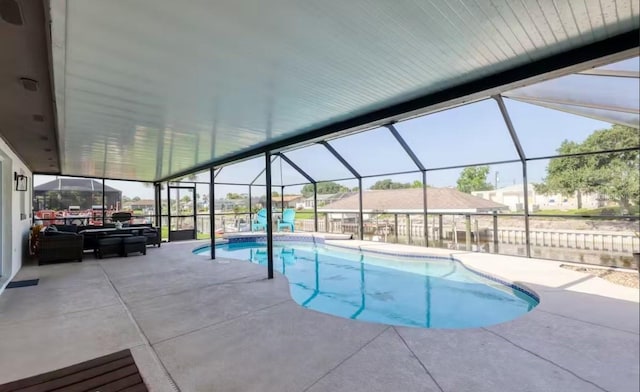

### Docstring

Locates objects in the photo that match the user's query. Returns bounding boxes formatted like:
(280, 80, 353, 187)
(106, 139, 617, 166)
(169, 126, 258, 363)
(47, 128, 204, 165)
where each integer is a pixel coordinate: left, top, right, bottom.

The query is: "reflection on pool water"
(194, 242, 538, 329)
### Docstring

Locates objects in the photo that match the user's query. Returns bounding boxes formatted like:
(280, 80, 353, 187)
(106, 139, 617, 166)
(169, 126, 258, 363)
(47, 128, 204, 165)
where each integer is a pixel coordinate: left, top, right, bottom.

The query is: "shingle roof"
(319, 188, 508, 212)
(306, 192, 354, 201)
(34, 178, 121, 193)
(281, 195, 303, 202)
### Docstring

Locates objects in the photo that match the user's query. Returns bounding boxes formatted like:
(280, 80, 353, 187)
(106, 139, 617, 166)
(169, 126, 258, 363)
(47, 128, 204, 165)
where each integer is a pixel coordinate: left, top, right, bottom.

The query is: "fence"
(294, 212, 639, 268)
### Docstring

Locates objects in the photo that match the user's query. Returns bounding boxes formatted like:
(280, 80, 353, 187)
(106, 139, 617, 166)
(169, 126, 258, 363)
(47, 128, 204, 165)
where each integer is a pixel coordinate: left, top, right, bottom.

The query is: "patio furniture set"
(35, 215, 160, 264)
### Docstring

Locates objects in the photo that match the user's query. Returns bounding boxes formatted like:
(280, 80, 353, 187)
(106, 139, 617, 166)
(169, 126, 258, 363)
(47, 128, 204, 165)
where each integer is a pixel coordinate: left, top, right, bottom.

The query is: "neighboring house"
(304, 192, 354, 209)
(319, 188, 507, 219)
(274, 195, 304, 209)
(33, 178, 122, 211)
(472, 184, 533, 212)
(472, 184, 606, 212)
(214, 198, 247, 212)
(123, 199, 155, 212)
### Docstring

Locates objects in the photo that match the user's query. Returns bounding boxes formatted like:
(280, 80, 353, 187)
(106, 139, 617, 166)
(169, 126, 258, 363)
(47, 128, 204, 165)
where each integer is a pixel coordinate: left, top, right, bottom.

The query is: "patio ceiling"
(14, 1, 640, 181)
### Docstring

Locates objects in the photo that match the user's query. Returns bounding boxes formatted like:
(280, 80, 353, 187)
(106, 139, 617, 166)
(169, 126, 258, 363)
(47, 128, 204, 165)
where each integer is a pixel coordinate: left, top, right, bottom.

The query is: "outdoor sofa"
(37, 227, 83, 264)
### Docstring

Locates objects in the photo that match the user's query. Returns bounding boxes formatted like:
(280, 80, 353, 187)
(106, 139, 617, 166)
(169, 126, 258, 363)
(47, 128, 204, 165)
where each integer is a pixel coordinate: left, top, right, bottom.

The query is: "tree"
(132, 196, 141, 202)
(301, 182, 349, 197)
(370, 179, 412, 190)
(456, 166, 494, 193)
(226, 193, 243, 199)
(537, 125, 639, 211)
(411, 180, 424, 188)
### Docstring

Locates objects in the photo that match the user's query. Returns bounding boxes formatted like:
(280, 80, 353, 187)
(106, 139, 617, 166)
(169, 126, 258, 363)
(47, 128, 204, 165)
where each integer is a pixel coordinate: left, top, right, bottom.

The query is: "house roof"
(306, 192, 354, 201)
(34, 178, 121, 193)
(319, 188, 508, 213)
(281, 195, 303, 202)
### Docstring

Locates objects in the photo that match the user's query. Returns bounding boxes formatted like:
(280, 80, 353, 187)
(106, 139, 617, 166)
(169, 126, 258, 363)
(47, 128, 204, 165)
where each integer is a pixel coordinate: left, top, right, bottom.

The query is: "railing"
(159, 212, 251, 240)
(34, 214, 155, 227)
(293, 211, 639, 268)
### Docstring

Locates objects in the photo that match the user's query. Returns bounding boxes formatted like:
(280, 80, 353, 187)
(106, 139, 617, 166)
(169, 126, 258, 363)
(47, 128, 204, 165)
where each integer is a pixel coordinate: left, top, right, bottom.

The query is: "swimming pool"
(194, 241, 538, 329)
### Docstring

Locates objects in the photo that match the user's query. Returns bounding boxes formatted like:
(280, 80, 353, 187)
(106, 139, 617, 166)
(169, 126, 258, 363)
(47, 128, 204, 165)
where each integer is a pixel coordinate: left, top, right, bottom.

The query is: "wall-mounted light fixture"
(14, 172, 27, 191)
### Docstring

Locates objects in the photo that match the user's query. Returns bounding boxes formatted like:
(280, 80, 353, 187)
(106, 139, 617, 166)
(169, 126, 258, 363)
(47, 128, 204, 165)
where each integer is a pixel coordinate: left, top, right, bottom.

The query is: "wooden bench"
(0, 349, 148, 391)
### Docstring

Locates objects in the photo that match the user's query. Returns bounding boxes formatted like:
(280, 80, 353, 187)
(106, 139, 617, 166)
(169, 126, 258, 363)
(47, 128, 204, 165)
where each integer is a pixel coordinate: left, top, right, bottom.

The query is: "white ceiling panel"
(49, 0, 640, 181)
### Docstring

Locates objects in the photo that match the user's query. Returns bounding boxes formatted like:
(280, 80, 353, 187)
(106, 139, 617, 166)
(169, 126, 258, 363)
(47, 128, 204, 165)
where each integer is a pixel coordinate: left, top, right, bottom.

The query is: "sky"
(34, 57, 636, 201)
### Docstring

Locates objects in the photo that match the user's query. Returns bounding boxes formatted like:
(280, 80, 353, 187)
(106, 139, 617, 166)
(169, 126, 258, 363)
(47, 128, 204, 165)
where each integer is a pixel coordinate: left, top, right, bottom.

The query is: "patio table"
(78, 227, 147, 254)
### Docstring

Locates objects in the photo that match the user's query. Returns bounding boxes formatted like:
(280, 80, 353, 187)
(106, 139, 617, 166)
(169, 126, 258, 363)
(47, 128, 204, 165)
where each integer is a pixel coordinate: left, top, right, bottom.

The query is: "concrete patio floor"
(0, 240, 638, 392)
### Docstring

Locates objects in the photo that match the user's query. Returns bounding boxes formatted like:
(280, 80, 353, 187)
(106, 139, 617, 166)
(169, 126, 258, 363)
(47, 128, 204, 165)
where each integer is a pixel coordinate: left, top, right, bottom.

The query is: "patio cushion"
(52, 224, 78, 233)
(45, 230, 77, 237)
(98, 237, 122, 246)
(123, 236, 147, 244)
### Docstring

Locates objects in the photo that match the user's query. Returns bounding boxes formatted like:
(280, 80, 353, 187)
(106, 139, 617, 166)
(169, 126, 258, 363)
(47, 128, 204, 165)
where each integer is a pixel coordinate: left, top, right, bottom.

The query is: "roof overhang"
(0, 0, 60, 173)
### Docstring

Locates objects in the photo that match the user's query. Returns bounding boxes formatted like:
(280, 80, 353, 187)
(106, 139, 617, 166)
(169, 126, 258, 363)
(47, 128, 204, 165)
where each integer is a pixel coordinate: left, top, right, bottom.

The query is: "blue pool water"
(194, 242, 538, 329)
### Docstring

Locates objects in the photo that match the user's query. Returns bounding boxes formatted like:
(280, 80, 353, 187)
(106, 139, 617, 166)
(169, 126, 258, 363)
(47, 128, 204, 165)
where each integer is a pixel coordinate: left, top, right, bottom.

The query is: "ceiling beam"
(578, 69, 639, 78)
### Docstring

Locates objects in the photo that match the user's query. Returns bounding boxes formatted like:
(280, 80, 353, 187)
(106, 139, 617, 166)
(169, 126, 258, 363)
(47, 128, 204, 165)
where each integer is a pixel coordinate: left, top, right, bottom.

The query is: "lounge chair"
(277, 208, 296, 232)
(252, 208, 267, 231)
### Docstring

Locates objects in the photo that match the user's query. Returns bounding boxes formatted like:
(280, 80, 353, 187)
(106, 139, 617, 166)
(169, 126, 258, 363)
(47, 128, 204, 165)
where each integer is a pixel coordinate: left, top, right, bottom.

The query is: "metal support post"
(422, 171, 428, 247)
(394, 214, 399, 243)
(358, 178, 364, 240)
(494, 95, 531, 258)
(438, 214, 443, 247)
(522, 162, 532, 257)
(465, 214, 472, 251)
(265, 152, 274, 279)
(248, 185, 252, 231)
(313, 182, 318, 232)
(101, 180, 106, 224)
(166, 183, 171, 242)
(154, 183, 162, 247)
(280, 186, 284, 215)
(210, 168, 216, 259)
(493, 211, 499, 253)
(474, 218, 479, 251)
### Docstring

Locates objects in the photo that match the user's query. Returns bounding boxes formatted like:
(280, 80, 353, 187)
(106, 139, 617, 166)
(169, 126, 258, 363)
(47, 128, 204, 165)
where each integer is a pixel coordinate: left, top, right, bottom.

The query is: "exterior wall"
(532, 192, 603, 211)
(0, 137, 33, 294)
(473, 185, 605, 212)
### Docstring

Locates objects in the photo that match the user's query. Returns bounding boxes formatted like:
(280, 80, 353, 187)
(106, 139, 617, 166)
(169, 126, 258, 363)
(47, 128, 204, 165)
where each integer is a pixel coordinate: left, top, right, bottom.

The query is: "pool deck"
(0, 238, 638, 392)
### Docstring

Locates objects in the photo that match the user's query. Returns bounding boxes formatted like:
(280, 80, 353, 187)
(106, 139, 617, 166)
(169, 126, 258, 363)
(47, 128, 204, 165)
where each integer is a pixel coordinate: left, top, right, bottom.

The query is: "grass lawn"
(532, 206, 639, 216)
(294, 210, 325, 219)
(197, 232, 211, 240)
